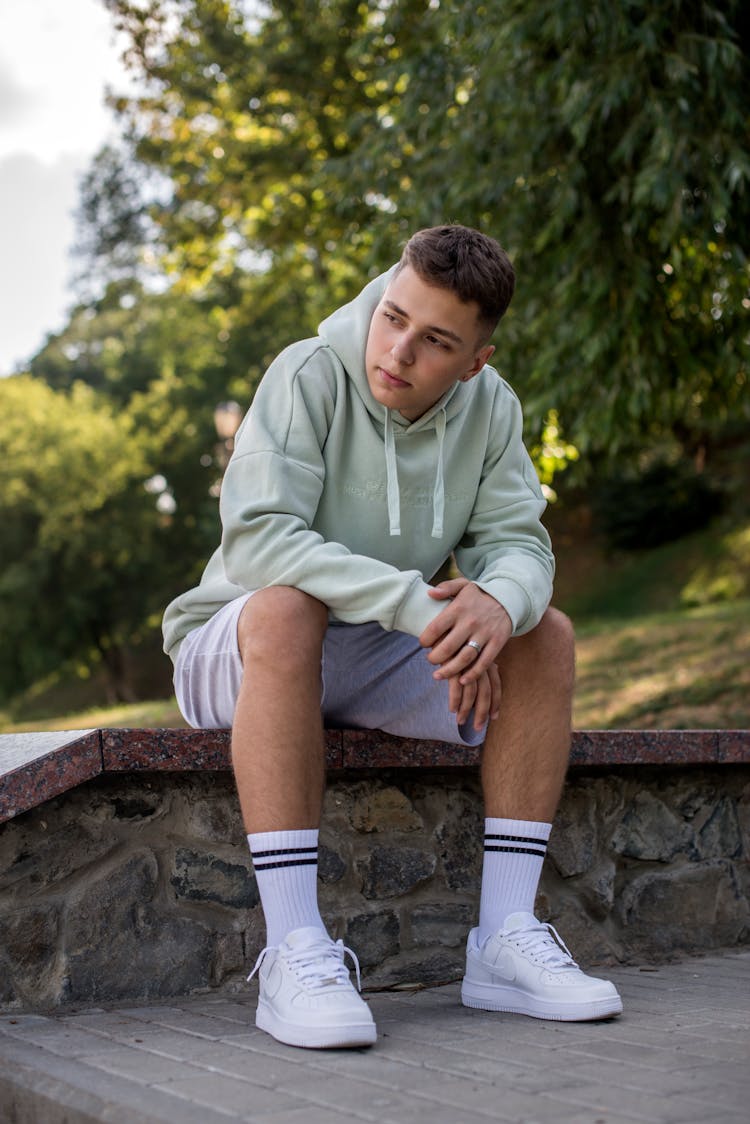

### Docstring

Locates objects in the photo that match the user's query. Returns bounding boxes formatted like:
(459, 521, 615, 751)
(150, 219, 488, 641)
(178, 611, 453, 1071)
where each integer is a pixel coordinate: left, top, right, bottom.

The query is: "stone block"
(171, 848, 259, 909)
(179, 782, 244, 843)
(616, 858, 750, 953)
(435, 789, 482, 892)
(542, 894, 623, 967)
(548, 786, 598, 877)
(351, 785, 423, 833)
(409, 903, 475, 949)
(698, 797, 744, 859)
(345, 909, 400, 969)
(318, 842, 347, 884)
(678, 780, 720, 822)
(0, 905, 60, 1007)
(211, 930, 247, 983)
(381, 950, 464, 987)
(611, 790, 697, 862)
(579, 858, 617, 920)
(0, 812, 117, 893)
(358, 844, 436, 899)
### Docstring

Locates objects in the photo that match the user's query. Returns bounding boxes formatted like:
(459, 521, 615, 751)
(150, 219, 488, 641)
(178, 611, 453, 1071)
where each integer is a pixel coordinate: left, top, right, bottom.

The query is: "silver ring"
(465, 639, 483, 656)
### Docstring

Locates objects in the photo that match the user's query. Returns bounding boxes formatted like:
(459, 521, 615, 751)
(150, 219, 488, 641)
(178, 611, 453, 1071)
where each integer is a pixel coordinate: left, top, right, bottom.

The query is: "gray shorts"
(174, 593, 485, 746)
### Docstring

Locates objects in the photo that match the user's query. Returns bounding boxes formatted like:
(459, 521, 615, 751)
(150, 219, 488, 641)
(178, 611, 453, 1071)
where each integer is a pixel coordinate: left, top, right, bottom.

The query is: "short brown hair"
(397, 224, 515, 338)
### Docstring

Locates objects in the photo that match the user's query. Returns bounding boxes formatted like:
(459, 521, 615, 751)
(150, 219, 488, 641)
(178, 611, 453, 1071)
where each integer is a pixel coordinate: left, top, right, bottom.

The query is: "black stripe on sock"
(484, 845, 547, 856)
(484, 833, 548, 846)
(252, 858, 319, 871)
(251, 847, 319, 859)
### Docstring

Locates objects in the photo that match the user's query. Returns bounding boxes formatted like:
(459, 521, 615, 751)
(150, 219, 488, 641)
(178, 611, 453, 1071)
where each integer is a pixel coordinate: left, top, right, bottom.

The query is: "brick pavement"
(1, 950, 748, 1124)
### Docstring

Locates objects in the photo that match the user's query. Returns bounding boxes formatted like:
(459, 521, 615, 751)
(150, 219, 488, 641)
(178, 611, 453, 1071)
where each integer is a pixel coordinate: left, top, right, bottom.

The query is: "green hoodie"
(162, 267, 554, 663)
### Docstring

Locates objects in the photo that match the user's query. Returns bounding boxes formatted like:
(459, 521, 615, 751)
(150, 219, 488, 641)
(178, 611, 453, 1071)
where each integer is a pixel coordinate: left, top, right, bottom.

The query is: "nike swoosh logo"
(488, 951, 517, 982)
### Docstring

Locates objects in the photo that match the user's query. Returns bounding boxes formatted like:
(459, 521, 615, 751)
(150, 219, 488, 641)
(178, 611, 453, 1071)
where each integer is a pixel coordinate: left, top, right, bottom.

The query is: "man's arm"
(418, 385, 555, 727)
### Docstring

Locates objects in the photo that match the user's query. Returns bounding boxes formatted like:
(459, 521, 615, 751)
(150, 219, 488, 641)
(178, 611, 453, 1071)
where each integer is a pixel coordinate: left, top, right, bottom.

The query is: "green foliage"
(529, 410, 579, 499)
(680, 524, 750, 606)
(0, 374, 213, 702)
(592, 458, 722, 549)
(556, 511, 750, 621)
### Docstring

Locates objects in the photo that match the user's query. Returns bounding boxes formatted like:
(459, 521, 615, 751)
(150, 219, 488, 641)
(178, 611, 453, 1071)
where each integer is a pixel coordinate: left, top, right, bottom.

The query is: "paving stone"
(1, 1024, 128, 1058)
(250, 1108, 370, 1124)
(80, 1046, 203, 1085)
(153, 1072, 303, 1116)
(192, 1043, 309, 1085)
(190, 998, 255, 1023)
(279, 1069, 447, 1118)
(87, 1026, 240, 1062)
(537, 1082, 737, 1123)
(123, 1009, 251, 1039)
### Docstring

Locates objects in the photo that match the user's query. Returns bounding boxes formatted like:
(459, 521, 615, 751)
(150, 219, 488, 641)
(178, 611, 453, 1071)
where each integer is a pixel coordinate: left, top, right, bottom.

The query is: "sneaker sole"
(256, 1003, 377, 1049)
(461, 980, 623, 1022)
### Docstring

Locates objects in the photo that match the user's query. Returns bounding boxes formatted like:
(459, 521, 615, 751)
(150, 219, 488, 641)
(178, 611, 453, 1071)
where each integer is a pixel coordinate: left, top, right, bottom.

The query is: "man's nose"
(391, 334, 415, 364)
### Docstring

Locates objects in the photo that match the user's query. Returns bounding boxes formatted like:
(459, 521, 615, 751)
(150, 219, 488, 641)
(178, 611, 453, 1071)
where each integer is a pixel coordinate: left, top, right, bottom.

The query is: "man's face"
(364, 265, 495, 422)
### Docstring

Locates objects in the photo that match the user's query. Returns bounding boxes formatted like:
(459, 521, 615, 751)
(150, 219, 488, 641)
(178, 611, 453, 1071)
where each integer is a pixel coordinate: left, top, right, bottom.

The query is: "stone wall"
(1, 765, 748, 1011)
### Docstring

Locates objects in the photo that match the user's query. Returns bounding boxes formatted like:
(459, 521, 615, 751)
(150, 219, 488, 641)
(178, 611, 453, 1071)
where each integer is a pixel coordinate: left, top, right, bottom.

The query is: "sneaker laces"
(502, 918, 579, 971)
(248, 934, 363, 992)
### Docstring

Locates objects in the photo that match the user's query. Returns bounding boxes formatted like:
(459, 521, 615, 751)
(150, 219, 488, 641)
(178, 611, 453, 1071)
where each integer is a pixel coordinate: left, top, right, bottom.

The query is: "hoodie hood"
(318, 266, 469, 538)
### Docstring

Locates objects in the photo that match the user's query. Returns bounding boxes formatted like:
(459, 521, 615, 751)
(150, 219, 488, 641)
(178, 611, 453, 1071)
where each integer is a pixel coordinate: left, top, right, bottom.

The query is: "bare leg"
(481, 608, 575, 821)
(232, 586, 329, 833)
(232, 588, 378, 1048)
(465, 609, 622, 1020)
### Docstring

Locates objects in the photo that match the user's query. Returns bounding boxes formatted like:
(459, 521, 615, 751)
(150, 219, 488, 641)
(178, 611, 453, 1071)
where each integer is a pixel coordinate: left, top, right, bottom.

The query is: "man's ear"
(459, 344, 495, 382)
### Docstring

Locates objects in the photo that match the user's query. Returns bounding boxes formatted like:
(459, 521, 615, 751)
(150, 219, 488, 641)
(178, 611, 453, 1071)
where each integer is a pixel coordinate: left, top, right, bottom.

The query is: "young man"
(163, 225, 622, 1050)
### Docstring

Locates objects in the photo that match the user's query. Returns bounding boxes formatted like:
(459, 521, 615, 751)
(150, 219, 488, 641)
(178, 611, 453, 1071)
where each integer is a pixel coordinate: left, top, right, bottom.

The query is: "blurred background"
(1, 0, 748, 733)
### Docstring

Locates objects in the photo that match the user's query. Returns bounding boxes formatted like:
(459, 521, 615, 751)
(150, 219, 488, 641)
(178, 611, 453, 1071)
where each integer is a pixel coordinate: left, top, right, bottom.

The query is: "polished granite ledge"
(1, 726, 749, 825)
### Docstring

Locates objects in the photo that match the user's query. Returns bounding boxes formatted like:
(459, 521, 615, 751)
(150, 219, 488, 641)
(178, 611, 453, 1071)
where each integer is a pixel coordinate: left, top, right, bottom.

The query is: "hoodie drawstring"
(383, 406, 446, 540)
(431, 409, 446, 539)
(384, 407, 401, 536)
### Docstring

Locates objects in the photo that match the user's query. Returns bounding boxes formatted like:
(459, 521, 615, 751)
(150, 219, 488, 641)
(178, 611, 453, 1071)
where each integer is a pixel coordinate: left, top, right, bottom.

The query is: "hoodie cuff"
(393, 581, 445, 638)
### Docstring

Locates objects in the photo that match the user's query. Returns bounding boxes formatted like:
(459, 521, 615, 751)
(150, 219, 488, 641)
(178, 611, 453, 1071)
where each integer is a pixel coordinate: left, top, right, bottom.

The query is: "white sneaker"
(461, 912, 623, 1022)
(248, 926, 377, 1048)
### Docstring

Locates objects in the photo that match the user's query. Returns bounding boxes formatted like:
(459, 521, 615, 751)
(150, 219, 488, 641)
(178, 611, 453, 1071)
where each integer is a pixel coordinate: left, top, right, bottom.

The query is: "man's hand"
(419, 578, 513, 730)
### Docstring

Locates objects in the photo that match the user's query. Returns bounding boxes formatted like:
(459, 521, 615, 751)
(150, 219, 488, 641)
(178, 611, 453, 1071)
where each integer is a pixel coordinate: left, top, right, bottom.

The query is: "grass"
(0, 697, 187, 734)
(1, 598, 748, 733)
(572, 599, 750, 729)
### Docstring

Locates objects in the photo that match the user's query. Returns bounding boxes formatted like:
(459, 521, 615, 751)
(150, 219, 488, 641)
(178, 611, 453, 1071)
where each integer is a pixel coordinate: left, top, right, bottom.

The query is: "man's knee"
(502, 607, 575, 686)
(536, 606, 575, 649)
(529, 607, 575, 684)
(237, 587, 328, 672)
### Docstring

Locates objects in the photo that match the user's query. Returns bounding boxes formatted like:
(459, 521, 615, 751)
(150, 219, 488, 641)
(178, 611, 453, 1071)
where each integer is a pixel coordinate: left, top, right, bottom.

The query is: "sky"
(0, 0, 133, 375)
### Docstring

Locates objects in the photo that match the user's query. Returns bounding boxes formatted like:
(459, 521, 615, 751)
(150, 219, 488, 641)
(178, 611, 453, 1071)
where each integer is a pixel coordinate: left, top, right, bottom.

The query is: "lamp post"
(214, 400, 243, 447)
(210, 400, 244, 496)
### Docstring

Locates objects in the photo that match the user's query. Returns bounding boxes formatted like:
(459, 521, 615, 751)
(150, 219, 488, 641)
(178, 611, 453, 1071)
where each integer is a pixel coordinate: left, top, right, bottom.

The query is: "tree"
(0, 375, 202, 702)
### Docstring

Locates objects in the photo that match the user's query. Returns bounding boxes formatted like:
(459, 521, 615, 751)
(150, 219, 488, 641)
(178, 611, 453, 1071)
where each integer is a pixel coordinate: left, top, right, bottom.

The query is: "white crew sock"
(478, 817, 552, 942)
(247, 829, 325, 946)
